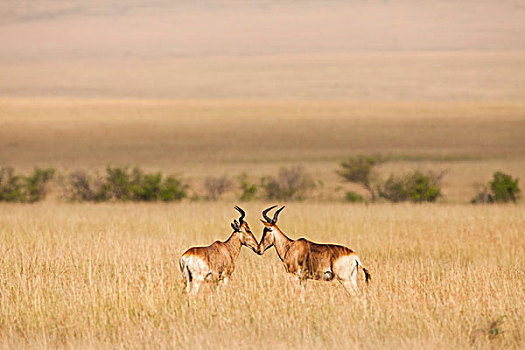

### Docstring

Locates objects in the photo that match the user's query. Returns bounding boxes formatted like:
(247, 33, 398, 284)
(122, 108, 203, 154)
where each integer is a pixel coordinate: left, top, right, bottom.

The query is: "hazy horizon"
(1, 0, 524, 100)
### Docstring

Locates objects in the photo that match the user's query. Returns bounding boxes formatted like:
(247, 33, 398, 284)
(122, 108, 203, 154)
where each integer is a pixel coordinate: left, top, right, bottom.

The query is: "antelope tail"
(363, 267, 371, 284)
(180, 256, 192, 283)
(355, 257, 371, 284)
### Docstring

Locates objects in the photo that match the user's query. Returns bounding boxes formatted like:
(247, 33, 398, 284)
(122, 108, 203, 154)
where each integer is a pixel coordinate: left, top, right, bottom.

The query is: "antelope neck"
(272, 226, 292, 262)
(224, 231, 243, 259)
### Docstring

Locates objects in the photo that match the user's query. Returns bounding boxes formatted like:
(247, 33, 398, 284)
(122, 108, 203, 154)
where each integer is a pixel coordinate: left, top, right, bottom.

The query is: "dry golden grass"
(0, 202, 523, 349)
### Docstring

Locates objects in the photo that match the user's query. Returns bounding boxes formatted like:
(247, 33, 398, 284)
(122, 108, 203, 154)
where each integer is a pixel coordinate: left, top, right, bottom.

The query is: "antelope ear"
(231, 223, 236, 230)
(259, 219, 271, 226)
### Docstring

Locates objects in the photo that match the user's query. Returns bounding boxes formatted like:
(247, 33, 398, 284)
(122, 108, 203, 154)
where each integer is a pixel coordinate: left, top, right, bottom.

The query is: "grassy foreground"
(0, 202, 523, 349)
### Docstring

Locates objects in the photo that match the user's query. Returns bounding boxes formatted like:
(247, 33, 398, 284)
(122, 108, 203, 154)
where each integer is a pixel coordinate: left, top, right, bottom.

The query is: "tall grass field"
(0, 202, 523, 348)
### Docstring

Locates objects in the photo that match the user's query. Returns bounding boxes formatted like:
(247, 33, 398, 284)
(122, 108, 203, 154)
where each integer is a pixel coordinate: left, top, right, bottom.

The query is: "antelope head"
(256, 205, 285, 255)
(232, 206, 259, 253)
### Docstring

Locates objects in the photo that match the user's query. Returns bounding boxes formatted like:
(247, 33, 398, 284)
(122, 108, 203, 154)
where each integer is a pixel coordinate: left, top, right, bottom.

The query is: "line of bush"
(0, 162, 520, 204)
(337, 155, 520, 204)
(337, 156, 446, 203)
(0, 167, 55, 202)
(199, 166, 315, 202)
(63, 167, 188, 202)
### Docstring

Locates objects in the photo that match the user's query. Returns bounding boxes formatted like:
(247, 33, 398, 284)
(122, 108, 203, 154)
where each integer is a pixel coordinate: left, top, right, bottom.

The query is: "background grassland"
(0, 203, 523, 349)
(2, 1, 525, 101)
(1, 99, 525, 203)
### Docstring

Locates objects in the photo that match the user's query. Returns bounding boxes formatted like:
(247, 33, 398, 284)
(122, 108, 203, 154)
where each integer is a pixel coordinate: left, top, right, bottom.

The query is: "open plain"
(1, 0, 525, 349)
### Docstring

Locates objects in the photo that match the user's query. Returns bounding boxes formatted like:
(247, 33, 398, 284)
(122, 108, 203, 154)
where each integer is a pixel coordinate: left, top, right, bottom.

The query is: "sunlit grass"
(0, 202, 523, 349)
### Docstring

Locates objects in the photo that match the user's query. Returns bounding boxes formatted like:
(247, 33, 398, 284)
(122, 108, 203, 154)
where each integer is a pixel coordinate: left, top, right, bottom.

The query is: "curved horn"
(234, 206, 245, 224)
(262, 205, 278, 223)
(272, 206, 285, 224)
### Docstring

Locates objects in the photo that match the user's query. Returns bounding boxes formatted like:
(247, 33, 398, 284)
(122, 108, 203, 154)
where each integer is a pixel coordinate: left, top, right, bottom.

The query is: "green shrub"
(101, 167, 132, 200)
(472, 171, 520, 203)
(491, 171, 520, 202)
(378, 174, 409, 202)
(345, 191, 364, 203)
(129, 168, 162, 201)
(65, 167, 188, 202)
(261, 166, 315, 201)
(0, 167, 24, 202)
(406, 171, 442, 202)
(337, 156, 382, 201)
(379, 171, 443, 203)
(159, 176, 188, 201)
(25, 168, 55, 202)
(238, 173, 257, 201)
(0, 167, 55, 202)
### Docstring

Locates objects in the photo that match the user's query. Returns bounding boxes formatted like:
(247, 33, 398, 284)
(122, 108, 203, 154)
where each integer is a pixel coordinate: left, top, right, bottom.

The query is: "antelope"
(179, 206, 258, 294)
(256, 205, 371, 297)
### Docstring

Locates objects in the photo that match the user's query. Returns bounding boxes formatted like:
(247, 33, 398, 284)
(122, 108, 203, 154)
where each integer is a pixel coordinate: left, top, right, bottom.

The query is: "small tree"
(204, 175, 233, 200)
(261, 166, 315, 201)
(65, 171, 103, 202)
(337, 156, 382, 201)
(378, 174, 408, 202)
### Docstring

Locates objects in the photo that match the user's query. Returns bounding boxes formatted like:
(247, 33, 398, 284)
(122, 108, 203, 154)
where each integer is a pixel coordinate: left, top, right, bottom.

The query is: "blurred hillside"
(1, 0, 524, 100)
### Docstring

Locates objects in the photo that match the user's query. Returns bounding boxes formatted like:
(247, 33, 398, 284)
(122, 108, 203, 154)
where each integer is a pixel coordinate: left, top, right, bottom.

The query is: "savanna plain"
(1, 0, 525, 349)
(1, 100, 524, 349)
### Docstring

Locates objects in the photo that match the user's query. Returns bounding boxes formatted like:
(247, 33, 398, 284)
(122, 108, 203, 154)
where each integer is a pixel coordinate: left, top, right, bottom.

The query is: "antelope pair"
(179, 206, 370, 297)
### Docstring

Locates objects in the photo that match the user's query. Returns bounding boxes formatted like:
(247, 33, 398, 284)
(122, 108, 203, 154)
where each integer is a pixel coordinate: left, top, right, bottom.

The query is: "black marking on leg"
(323, 271, 334, 281)
(363, 268, 371, 284)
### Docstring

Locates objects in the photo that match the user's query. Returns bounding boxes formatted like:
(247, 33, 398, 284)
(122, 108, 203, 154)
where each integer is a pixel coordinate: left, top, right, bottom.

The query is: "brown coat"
(282, 239, 355, 281)
(180, 220, 258, 294)
(257, 207, 370, 295)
